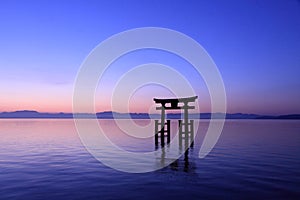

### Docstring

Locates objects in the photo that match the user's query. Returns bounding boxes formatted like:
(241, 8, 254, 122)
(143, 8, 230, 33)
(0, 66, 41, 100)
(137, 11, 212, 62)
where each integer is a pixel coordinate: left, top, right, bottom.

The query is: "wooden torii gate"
(153, 96, 198, 147)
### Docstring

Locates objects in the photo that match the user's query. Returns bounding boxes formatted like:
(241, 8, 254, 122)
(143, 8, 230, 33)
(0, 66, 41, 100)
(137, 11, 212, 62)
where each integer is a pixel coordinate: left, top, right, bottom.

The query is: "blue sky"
(0, 0, 299, 114)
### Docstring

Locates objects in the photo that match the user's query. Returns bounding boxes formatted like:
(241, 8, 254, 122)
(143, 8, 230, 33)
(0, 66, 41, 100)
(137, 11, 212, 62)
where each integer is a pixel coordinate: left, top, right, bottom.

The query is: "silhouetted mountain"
(95, 111, 152, 119)
(0, 110, 73, 118)
(256, 114, 300, 119)
(0, 110, 299, 119)
(165, 113, 259, 119)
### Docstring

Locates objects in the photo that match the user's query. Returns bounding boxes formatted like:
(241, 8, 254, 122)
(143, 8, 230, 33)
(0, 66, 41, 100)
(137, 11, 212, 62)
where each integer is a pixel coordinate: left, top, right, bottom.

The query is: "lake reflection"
(0, 119, 300, 199)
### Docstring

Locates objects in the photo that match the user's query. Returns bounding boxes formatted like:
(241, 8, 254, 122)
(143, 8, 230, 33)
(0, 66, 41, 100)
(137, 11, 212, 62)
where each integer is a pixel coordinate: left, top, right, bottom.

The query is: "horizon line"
(0, 109, 300, 117)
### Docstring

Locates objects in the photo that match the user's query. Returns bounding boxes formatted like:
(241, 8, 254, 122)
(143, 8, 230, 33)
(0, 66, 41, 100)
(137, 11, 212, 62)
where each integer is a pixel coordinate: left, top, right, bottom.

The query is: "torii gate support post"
(167, 120, 171, 143)
(160, 106, 165, 145)
(190, 120, 194, 147)
(155, 120, 159, 145)
(154, 105, 171, 146)
(178, 119, 194, 148)
(183, 102, 189, 147)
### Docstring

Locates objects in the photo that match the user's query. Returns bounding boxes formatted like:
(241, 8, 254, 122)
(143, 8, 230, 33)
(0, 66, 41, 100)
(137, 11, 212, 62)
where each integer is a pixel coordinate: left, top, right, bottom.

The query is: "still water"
(0, 119, 299, 199)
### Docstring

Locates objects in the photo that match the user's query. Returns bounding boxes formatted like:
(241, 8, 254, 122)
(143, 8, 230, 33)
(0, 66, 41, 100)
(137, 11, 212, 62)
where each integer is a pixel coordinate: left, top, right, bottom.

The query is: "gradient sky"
(0, 0, 299, 115)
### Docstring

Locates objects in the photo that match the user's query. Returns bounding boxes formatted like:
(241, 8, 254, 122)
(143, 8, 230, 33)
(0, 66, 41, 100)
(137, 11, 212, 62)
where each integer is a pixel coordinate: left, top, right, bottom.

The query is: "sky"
(0, 0, 299, 115)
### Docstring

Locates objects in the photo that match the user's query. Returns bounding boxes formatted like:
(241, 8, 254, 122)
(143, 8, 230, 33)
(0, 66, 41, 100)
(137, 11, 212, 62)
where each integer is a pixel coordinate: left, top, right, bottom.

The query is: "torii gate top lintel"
(153, 96, 198, 110)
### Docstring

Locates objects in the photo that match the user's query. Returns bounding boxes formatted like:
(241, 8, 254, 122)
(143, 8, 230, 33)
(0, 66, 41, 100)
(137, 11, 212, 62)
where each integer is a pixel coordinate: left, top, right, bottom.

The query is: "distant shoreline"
(0, 110, 299, 120)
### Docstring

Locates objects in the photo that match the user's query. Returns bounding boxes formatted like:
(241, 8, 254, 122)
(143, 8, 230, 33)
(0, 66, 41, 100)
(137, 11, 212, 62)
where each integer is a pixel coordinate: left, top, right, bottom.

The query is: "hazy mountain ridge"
(0, 110, 299, 119)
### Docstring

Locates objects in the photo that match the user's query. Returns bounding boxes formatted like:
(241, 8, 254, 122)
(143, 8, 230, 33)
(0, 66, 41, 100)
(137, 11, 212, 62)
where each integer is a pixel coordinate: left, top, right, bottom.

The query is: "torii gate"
(153, 96, 198, 147)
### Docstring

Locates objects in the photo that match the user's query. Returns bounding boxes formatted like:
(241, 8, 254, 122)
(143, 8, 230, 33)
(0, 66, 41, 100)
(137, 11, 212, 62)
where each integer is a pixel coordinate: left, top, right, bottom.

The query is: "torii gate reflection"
(153, 96, 198, 147)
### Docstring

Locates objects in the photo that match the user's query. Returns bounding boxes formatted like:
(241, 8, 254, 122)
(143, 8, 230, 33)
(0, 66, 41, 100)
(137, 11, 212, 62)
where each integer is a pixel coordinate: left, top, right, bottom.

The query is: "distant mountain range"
(0, 110, 299, 119)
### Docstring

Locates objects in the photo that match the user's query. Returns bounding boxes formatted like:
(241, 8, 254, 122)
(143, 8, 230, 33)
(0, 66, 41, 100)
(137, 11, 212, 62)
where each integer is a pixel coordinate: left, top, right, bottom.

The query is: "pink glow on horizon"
(0, 87, 298, 115)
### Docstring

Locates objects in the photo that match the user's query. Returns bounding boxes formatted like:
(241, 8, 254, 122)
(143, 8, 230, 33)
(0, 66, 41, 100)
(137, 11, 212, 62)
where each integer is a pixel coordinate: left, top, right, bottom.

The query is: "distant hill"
(0, 110, 73, 118)
(0, 110, 299, 119)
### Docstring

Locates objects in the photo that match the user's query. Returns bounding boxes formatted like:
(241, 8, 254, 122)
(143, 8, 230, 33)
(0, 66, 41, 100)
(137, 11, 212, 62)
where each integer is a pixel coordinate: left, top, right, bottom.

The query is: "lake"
(0, 119, 299, 199)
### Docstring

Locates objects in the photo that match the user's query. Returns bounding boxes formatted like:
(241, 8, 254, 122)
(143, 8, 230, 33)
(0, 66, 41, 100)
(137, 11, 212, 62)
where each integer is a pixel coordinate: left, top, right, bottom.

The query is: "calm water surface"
(0, 119, 299, 199)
